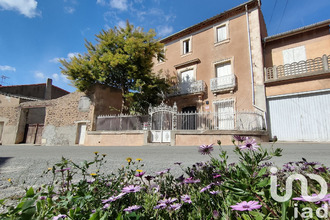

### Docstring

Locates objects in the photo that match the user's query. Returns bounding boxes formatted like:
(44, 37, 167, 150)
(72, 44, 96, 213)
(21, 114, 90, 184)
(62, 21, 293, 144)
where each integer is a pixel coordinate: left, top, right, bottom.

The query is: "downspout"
(246, 4, 267, 130)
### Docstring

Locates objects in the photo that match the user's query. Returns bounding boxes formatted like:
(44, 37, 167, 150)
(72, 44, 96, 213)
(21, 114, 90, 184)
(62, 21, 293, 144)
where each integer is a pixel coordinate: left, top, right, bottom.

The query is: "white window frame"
(213, 99, 235, 130)
(214, 21, 229, 46)
(180, 36, 192, 56)
(177, 65, 197, 83)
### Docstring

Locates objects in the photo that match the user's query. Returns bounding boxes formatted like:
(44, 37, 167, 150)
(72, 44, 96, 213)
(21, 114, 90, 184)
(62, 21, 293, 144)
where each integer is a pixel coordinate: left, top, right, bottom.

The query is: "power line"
(276, 0, 289, 33)
(268, 0, 278, 26)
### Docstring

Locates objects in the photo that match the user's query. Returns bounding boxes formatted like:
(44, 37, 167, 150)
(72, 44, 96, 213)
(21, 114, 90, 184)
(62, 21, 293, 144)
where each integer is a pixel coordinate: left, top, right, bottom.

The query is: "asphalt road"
(0, 142, 329, 200)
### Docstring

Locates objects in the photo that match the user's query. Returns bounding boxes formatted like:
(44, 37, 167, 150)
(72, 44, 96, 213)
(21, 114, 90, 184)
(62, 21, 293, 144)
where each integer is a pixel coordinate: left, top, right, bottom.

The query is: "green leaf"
(256, 178, 269, 187)
(249, 211, 265, 220)
(257, 167, 267, 177)
(89, 211, 100, 220)
(241, 213, 252, 220)
(26, 187, 34, 198)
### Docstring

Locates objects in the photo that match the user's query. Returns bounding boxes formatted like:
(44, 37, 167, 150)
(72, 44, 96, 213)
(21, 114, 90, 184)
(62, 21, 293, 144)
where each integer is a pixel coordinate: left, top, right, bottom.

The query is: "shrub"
(0, 137, 329, 219)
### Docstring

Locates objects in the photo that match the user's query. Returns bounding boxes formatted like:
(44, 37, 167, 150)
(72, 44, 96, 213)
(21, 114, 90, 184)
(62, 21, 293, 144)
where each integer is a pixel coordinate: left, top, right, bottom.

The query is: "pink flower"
(239, 137, 259, 151)
(198, 144, 214, 155)
(123, 205, 141, 213)
(230, 201, 262, 211)
(181, 195, 192, 204)
(184, 177, 201, 184)
(135, 171, 146, 177)
(53, 214, 67, 220)
(121, 185, 141, 193)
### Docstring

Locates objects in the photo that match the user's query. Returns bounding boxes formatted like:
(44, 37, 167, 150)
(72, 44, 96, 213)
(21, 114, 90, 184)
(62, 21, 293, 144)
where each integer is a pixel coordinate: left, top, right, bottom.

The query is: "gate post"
(172, 102, 177, 130)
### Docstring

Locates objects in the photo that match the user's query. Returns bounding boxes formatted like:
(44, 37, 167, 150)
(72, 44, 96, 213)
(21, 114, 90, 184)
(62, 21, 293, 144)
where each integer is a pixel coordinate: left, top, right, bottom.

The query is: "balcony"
(264, 54, 330, 82)
(169, 80, 206, 97)
(210, 74, 236, 94)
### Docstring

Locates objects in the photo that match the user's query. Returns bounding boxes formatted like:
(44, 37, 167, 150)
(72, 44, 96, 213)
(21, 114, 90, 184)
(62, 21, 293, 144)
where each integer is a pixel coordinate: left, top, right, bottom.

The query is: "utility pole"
(0, 75, 9, 85)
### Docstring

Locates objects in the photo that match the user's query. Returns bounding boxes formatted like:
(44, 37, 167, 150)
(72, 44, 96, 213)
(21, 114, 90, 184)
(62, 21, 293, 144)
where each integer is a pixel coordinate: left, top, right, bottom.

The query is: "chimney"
(45, 78, 52, 100)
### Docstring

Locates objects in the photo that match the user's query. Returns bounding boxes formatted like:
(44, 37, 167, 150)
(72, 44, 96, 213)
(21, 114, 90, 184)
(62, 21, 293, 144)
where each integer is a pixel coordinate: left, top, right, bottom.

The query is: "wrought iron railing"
(96, 115, 149, 131)
(176, 111, 265, 131)
(169, 80, 206, 96)
(265, 54, 330, 81)
(210, 74, 236, 93)
(96, 111, 265, 131)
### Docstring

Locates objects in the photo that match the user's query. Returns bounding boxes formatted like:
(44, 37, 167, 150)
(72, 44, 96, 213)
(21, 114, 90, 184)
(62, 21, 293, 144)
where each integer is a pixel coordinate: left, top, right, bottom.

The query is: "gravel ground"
(1, 142, 329, 202)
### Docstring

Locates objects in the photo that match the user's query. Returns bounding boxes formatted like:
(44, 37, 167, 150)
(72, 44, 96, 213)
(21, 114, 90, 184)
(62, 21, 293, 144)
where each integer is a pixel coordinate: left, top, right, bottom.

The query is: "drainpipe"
(246, 5, 267, 131)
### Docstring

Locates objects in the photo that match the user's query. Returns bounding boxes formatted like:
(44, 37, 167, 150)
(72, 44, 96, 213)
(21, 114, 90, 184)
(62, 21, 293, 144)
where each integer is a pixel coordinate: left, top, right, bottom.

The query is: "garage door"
(267, 90, 330, 141)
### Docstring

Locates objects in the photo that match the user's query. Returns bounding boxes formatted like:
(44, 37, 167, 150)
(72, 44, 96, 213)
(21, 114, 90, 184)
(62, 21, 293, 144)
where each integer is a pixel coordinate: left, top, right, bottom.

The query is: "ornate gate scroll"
(148, 102, 177, 143)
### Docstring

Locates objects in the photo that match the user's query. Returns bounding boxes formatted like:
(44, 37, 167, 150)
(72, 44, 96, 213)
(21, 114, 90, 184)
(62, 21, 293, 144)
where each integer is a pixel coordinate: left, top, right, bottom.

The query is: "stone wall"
(0, 95, 21, 144)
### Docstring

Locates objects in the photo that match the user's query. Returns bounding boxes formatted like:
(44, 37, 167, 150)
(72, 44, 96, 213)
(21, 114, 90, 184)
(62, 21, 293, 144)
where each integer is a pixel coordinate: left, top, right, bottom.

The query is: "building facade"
(263, 20, 330, 142)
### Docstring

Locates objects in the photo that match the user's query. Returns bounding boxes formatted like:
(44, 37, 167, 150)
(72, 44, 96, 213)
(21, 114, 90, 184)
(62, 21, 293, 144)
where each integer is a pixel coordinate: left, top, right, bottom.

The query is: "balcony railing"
(210, 74, 236, 93)
(169, 80, 206, 96)
(264, 54, 330, 82)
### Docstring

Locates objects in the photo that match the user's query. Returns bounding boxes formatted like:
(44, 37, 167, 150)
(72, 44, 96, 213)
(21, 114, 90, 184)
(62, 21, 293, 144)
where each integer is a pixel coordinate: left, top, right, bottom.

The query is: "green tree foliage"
(60, 21, 170, 114)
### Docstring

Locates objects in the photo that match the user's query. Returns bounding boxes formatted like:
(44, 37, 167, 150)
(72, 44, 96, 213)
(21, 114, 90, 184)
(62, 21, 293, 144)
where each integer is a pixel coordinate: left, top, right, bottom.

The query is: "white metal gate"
(267, 90, 330, 142)
(149, 102, 177, 143)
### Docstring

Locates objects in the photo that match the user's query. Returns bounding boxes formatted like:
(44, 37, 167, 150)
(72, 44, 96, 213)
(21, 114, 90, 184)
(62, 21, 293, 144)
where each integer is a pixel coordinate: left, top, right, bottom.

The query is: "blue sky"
(0, 0, 329, 92)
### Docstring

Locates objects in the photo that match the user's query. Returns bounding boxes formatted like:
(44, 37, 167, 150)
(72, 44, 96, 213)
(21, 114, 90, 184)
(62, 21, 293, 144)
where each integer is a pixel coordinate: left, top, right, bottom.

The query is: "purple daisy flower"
(181, 195, 192, 204)
(230, 201, 262, 211)
(239, 137, 259, 151)
(121, 185, 141, 193)
(157, 168, 171, 175)
(123, 205, 141, 213)
(198, 144, 214, 155)
(200, 183, 213, 192)
(135, 171, 146, 177)
(210, 190, 220, 195)
(233, 135, 246, 142)
(184, 177, 201, 184)
(159, 198, 177, 205)
(153, 203, 167, 210)
(103, 203, 110, 209)
(53, 214, 67, 220)
(168, 203, 182, 211)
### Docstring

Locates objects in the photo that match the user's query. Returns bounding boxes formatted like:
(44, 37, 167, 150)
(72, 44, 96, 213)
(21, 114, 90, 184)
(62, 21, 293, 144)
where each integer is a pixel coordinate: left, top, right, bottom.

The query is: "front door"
(182, 106, 196, 130)
(25, 124, 44, 145)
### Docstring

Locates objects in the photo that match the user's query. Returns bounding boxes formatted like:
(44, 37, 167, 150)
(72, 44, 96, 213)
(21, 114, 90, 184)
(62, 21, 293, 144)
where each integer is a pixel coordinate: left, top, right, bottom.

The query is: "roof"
(160, 0, 260, 43)
(264, 19, 330, 43)
(0, 91, 42, 101)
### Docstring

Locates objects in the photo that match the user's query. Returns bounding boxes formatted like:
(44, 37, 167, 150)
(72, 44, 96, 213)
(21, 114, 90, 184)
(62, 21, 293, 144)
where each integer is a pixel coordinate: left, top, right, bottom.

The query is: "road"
(0, 142, 329, 199)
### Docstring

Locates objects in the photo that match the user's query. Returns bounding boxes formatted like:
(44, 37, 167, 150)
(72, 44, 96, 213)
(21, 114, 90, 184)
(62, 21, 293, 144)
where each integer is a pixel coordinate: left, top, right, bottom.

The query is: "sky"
(0, 0, 329, 92)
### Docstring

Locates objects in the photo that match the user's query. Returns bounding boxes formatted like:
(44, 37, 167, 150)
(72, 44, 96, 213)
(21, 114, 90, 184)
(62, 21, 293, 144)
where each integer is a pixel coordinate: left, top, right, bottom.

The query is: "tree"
(60, 21, 170, 114)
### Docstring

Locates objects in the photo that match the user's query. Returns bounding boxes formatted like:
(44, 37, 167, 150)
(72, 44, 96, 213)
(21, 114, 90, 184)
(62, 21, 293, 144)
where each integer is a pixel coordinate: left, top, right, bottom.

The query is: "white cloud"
(0, 0, 39, 18)
(117, 20, 126, 29)
(52, 73, 60, 81)
(64, 6, 75, 14)
(0, 65, 16, 72)
(110, 0, 127, 11)
(96, 0, 106, 5)
(157, 25, 173, 37)
(34, 71, 45, 80)
(49, 52, 80, 63)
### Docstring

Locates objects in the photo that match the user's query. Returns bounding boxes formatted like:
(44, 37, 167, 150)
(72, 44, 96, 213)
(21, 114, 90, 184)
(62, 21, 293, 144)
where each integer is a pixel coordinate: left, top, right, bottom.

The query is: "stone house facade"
(0, 80, 122, 145)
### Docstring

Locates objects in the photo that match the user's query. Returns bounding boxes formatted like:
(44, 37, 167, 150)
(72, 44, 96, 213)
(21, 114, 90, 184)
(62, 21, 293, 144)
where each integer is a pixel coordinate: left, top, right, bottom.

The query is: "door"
(182, 106, 196, 130)
(216, 100, 234, 130)
(25, 124, 44, 144)
(0, 122, 4, 143)
(151, 111, 172, 143)
(180, 69, 194, 94)
(77, 123, 87, 145)
(267, 91, 330, 141)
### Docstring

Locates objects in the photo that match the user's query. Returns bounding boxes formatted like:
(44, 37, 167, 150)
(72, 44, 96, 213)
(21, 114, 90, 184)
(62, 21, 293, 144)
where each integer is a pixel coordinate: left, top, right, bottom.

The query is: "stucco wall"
(153, 7, 265, 113)
(264, 25, 330, 97)
(85, 131, 145, 146)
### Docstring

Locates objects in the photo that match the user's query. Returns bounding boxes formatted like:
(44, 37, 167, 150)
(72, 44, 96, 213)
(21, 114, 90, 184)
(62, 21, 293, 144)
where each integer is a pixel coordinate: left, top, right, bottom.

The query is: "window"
(157, 46, 166, 63)
(214, 99, 235, 130)
(215, 61, 232, 78)
(216, 25, 227, 42)
(214, 22, 229, 44)
(181, 69, 194, 82)
(181, 37, 192, 55)
(282, 46, 306, 64)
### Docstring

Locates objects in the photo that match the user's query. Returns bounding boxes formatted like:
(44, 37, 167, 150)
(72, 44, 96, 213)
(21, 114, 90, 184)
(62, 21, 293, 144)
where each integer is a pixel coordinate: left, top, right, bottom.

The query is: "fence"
(96, 111, 265, 131)
(96, 115, 149, 131)
(265, 54, 330, 81)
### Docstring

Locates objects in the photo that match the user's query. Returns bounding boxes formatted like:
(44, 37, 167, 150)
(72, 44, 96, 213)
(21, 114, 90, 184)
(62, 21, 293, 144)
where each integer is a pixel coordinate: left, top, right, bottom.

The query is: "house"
(263, 20, 330, 142)
(151, 0, 269, 145)
(0, 79, 122, 145)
